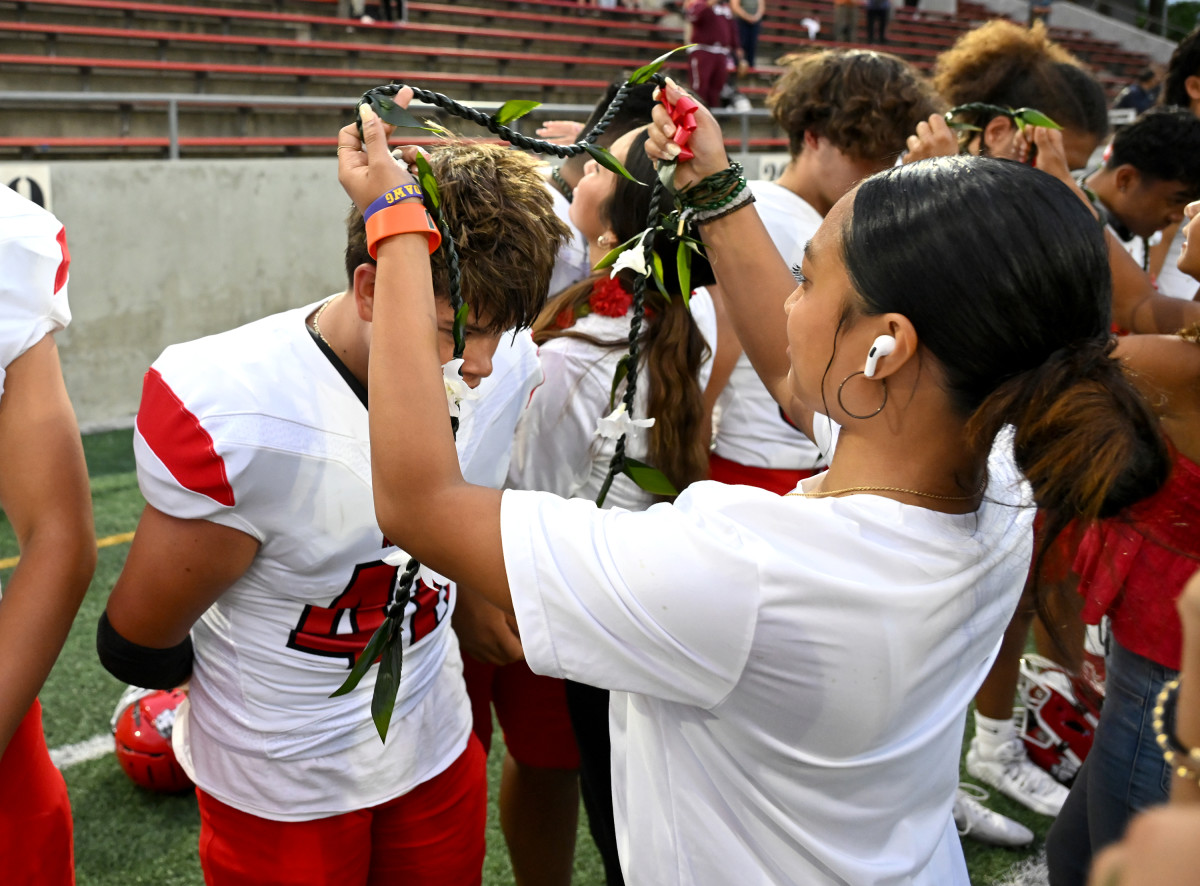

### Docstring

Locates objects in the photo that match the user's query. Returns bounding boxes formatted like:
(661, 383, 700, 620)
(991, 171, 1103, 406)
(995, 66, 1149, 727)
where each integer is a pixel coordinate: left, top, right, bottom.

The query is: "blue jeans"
(736, 19, 761, 68)
(1046, 639, 1177, 886)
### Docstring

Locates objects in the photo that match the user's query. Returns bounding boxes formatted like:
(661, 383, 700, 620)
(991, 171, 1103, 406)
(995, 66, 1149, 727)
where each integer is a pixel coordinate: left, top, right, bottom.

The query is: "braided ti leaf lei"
(334, 47, 703, 741)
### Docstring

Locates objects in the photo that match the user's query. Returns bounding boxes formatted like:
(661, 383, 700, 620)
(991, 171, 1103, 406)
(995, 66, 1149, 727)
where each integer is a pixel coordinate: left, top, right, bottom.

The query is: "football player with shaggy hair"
(707, 49, 942, 496)
(97, 141, 569, 886)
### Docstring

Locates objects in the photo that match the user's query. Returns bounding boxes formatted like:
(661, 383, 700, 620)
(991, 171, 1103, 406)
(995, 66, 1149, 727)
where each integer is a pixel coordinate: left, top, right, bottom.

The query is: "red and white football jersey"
(134, 300, 484, 821)
(0, 187, 71, 398)
(712, 181, 825, 471)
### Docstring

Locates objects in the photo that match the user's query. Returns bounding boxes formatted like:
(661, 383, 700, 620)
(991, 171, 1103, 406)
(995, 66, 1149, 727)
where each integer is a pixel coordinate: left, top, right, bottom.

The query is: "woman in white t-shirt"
(503, 126, 718, 885)
(338, 88, 1168, 884)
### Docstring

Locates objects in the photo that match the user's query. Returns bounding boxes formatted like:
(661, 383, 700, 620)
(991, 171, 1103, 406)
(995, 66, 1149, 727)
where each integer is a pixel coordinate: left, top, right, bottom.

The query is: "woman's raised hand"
(337, 88, 419, 212)
(903, 112, 958, 164)
(646, 78, 730, 190)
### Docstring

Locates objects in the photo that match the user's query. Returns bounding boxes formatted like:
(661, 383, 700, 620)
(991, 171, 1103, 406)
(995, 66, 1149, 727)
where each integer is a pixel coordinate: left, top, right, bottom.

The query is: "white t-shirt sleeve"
(0, 190, 72, 399)
(500, 484, 763, 708)
(505, 343, 609, 498)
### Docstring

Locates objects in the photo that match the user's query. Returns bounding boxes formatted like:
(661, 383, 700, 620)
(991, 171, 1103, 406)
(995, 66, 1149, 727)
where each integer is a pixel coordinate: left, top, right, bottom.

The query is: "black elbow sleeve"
(96, 610, 194, 690)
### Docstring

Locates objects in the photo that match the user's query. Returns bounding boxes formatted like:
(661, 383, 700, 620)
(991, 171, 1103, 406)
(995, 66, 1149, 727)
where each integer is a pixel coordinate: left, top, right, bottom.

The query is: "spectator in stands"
(1114, 66, 1163, 116)
(833, 0, 859, 43)
(0, 187, 96, 886)
(337, 0, 374, 26)
(865, 0, 890, 44)
(730, 0, 766, 69)
(686, 0, 747, 108)
(1079, 107, 1200, 273)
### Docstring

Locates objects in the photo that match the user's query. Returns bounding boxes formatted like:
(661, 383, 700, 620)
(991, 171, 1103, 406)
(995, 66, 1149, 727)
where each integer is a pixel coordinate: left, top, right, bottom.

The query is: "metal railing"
(0, 91, 776, 160)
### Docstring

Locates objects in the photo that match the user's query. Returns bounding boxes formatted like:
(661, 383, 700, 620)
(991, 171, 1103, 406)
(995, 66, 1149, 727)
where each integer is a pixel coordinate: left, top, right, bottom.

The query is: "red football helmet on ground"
(1018, 654, 1100, 786)
(112, 686, 193, 793)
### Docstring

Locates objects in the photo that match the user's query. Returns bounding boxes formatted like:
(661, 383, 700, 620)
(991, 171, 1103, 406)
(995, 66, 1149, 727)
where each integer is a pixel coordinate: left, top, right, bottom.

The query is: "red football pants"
(708, 452, 820, 495)
(461, 653, 580, 769)
(0, 700, 75, 885)
(196, 736, 487, 886)
(689, 49, 730, 109)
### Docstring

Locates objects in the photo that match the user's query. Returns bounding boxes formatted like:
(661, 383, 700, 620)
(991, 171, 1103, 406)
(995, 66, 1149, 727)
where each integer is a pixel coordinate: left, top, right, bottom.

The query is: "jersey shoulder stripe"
(54, 225, 70, 295)
(137, 366, 235, 507)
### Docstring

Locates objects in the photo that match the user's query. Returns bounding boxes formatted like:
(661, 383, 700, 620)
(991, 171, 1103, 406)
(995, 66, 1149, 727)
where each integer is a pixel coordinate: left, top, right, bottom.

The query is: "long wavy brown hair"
(532, 131, 714, 495)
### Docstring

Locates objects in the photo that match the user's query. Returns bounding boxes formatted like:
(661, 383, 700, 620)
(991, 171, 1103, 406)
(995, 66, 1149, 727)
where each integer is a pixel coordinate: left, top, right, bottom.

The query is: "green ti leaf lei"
(337, 46, 700, 739)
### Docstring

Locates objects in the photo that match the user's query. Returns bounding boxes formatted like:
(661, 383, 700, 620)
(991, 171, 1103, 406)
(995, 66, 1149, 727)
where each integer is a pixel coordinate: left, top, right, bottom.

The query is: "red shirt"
(1076, 447, 1200, 671)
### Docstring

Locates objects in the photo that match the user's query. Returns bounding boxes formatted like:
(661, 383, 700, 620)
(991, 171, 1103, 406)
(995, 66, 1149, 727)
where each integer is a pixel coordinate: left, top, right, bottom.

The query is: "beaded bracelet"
(366, 202, 441, 259)
(1153, 677, 1200, 782)
(680, 163, 746, 211)
(363, 183, 425, 222)
(691, 188, 756, 225)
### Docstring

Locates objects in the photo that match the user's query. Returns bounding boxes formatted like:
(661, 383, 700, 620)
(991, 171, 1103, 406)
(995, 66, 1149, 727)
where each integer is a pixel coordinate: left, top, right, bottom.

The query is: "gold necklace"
(786, 482, 983, 501)
(310, 296, 335, 349)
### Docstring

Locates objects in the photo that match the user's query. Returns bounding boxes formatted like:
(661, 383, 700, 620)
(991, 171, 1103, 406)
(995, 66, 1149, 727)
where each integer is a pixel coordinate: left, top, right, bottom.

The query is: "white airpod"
(863, 334, 896, 379)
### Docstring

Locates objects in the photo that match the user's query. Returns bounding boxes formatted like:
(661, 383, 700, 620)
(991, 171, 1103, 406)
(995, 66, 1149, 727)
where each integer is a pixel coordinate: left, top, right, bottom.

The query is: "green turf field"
(3, 428, 1055, 885)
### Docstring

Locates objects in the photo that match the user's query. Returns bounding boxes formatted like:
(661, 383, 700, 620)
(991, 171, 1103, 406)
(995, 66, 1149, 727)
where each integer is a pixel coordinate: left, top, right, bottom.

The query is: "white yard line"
(49, 733, 112, 770)
(993, 849, 1049, 886)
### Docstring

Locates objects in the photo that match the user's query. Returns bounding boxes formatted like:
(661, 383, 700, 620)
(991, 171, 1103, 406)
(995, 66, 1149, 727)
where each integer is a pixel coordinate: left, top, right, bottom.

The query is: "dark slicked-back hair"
(345, 141, 571, 332)
(1106, 107, 1200, 195)
(768, 49, 944, 162)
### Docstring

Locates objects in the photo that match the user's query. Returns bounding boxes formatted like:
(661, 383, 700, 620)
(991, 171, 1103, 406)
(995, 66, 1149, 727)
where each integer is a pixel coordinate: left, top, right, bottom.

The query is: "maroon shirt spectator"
(686, 0, 745, 108)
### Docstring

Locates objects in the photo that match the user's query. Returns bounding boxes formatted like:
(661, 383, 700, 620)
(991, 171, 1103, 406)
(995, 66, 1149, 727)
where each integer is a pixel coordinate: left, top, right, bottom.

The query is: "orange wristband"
(365, 202, 442, 259)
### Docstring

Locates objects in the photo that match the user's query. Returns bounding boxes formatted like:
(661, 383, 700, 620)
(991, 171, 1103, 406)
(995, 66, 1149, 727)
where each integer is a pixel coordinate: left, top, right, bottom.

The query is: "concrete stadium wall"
(2, 158, 351, 430)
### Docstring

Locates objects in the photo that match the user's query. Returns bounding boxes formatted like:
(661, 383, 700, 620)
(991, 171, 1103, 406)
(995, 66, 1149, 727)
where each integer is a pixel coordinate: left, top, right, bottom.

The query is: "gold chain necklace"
(786, 482, 984, 501)
(310, 296, 335, 349)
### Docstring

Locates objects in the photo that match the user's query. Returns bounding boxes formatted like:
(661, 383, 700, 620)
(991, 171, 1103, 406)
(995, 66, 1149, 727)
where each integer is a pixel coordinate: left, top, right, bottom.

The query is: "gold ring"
(337, 145, 357, 154)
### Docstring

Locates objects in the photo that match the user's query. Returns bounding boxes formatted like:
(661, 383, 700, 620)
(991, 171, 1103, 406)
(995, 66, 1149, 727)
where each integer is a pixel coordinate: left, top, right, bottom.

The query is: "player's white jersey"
(134, 300, 475, 820)
(0, 187, 71, 398)
(506, 289, 717, 511)
(712, 181, 826, 471)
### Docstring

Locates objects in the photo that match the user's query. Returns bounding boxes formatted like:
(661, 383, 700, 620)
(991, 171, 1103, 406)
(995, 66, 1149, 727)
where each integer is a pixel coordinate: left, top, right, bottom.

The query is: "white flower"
(610, 231, 650, 279)
(443, 358, 480, 419)
(595, 403, 655, 440)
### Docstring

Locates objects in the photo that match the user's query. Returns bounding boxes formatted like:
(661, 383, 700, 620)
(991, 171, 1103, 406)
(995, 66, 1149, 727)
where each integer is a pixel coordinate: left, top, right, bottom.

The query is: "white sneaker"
(953, 783, 1034, 847)
(966, 736, 1070, 816)
(359, 13, 375, 23)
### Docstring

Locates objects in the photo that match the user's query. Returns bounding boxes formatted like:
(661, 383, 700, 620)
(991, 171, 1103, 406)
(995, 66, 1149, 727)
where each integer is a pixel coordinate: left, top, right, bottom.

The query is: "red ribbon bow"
(661, 91, 699, 162)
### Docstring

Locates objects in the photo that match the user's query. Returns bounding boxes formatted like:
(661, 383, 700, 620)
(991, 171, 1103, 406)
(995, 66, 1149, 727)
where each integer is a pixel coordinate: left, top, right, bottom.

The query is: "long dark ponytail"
(843, 156, 1169, 610)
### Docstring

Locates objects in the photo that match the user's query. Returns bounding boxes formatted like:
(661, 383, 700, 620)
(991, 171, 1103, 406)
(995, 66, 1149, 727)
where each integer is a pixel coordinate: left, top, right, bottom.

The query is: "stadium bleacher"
(0, 0, 1158, 158)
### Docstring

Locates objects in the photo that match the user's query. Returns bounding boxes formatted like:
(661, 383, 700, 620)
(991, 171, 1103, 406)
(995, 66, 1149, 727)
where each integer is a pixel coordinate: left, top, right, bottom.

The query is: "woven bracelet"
(692, 188, 756, 225)
(1154, 677, 1200, 783)
(681, 162, 746, 211)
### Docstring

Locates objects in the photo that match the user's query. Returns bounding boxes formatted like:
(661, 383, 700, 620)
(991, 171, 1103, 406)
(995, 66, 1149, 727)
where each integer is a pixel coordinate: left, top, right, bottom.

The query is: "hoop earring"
(837, 371, 887, 420)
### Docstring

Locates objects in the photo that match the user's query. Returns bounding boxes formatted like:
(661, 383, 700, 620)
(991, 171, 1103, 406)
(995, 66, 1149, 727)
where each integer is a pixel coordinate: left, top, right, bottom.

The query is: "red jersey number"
(287, 560, 396, 665)
(287, 562, 451, 666)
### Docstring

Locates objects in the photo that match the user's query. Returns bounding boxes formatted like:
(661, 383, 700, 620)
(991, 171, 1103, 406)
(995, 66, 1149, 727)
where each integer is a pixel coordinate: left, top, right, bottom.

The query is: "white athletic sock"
(973, 711, 1019, 758)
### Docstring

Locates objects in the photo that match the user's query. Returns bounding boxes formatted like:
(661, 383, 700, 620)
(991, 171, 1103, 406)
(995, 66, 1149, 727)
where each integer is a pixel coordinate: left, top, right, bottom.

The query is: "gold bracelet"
(1153, 678, 1200, 782)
